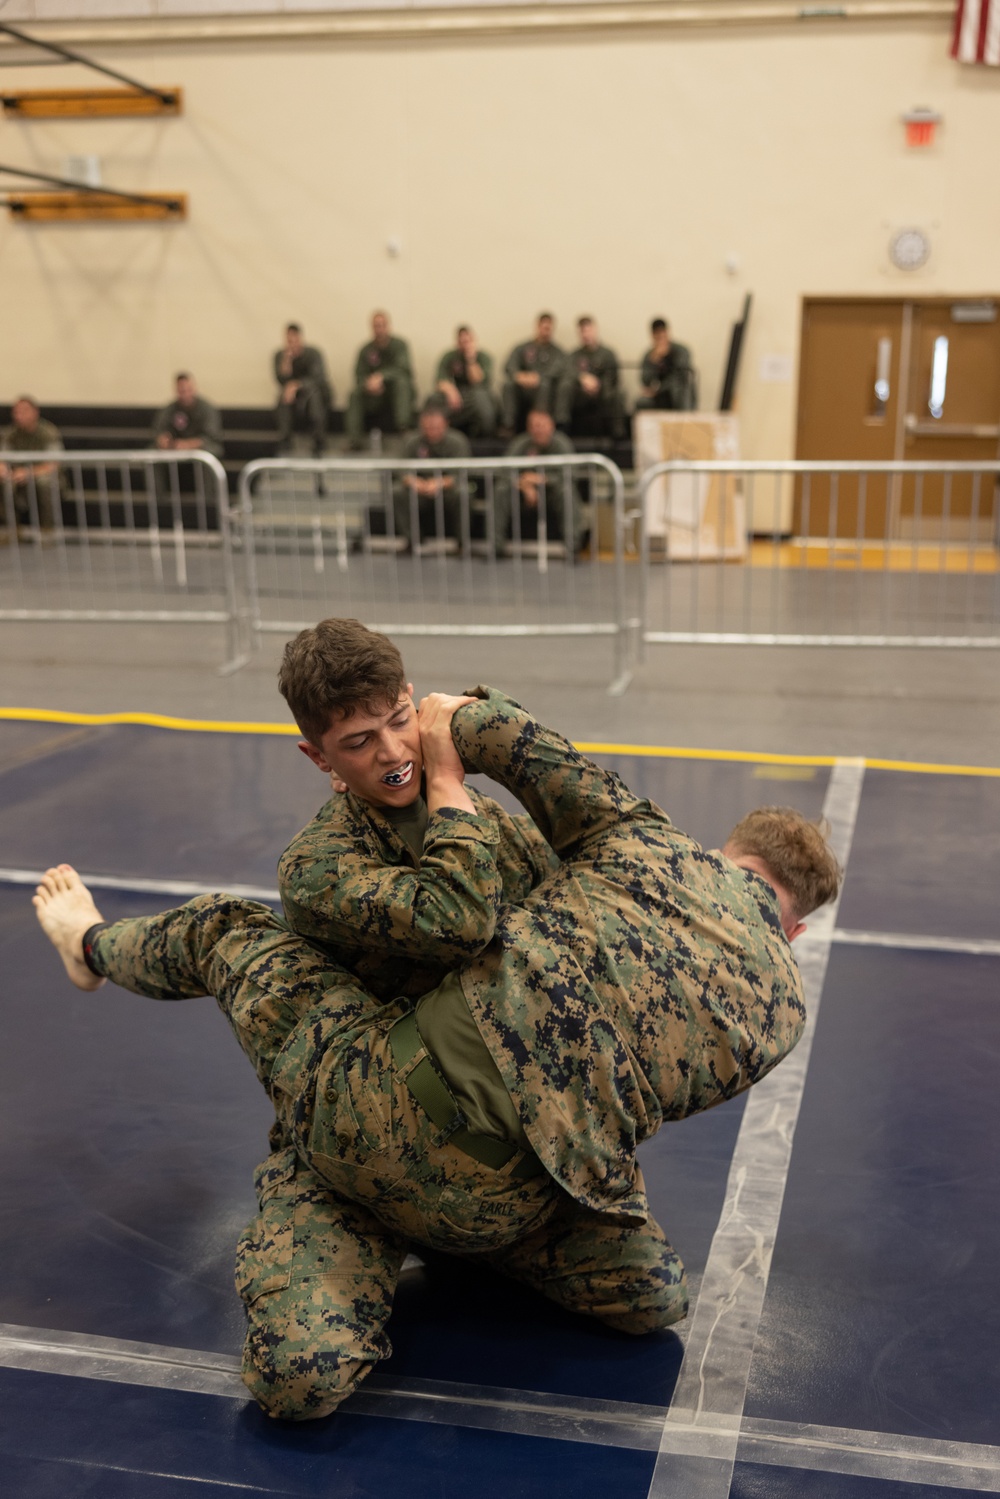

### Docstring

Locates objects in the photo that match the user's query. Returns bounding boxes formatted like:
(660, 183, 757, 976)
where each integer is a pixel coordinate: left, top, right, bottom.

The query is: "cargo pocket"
(234, 1147, 297, 1305)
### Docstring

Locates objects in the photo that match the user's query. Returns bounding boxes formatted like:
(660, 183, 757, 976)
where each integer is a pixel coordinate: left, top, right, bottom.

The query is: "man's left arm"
(451, 685, 653, 859)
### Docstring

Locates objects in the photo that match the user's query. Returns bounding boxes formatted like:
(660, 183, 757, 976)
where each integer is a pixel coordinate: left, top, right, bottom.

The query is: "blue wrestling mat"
(1, 711, 998, 1498)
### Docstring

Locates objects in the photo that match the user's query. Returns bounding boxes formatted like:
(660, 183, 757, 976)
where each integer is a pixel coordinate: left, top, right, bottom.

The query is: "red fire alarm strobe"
(902, 107, 941, 147)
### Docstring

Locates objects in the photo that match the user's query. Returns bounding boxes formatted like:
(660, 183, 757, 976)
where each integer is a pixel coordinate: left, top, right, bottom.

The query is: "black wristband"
(81, 923, 109, 977)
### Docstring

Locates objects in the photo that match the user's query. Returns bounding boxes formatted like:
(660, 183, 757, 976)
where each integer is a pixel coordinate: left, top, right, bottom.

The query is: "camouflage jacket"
(447, 688, 806, 1221)
(278, 786, 557, 1002)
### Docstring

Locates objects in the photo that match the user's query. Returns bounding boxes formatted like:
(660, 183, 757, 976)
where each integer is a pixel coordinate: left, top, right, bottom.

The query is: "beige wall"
(1, 19, 997, 457)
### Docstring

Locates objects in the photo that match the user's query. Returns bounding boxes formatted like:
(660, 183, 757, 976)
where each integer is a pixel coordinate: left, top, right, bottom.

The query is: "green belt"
(388, 1011, 544, 1181)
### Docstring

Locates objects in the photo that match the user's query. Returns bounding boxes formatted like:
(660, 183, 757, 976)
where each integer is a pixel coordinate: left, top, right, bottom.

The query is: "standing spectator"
(392, 402, 471, 551)
(346, 310, 416, 449)
(501, 313, 567, 434)
(151, 373, 223, 459)
(0, 395, 63, 532)
(636, 318, 697, 411)
(435, 326, 497, 438)
(273, 323, 332, 457)
(496, 408, 584, 555)
(557, 316, 625, 439)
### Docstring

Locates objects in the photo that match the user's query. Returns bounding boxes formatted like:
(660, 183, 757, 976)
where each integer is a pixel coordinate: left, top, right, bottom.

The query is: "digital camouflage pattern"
(86, 690, 804, 1418)
(91, 890, 686, 1418)
(278, 786, 557, 1004)
(448, 687, 807, 1222)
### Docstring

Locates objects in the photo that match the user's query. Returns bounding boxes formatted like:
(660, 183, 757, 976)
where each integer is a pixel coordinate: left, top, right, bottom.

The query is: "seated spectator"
(0, 395, 63, 533)
(273, 323, 332, 457)
(346, 310, 416, 449)
(501, 313, 567, 435)
(557, 316, 625, 439)
(435, 326, 497, 438)
(151, 373, 223, 459)
(496, 408, 584, 556)
(392, 401, 472, 551)
(636, 318, 697, 411)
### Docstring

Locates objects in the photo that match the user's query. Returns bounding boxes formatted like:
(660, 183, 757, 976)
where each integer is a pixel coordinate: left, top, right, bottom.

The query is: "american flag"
(952, 0, 1000, 63)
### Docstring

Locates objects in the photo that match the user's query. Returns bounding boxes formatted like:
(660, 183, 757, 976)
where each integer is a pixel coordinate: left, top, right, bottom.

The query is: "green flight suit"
(496, 429, 585, 551)
(636, 341, 697, 411)
(390, 426, 472, 546)
(0, 417, 63, 529)
(501, 339, 568, 431)
(435, 348, 498, 437)
(273, 345, 332, 453)
(556, 344, 626, 438)
(346, 335, 416, 445)
(151, 396, 224, 459)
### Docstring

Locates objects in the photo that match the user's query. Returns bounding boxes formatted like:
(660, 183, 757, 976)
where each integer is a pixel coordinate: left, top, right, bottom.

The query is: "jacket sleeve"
(278, 804, 506, 964)
(199, 401, 225, 457)
(452, 685, 648, 859)
(600, 349, 619, 400)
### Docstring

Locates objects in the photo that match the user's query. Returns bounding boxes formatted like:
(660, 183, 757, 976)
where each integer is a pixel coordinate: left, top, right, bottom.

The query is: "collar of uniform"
(343, 787, 416, 864)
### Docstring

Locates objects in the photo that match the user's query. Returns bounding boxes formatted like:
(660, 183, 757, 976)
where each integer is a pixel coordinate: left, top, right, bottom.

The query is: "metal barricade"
(238, 454, 632, 692)
(0, 449, 244, 670)
(638, 460, 1000, 651)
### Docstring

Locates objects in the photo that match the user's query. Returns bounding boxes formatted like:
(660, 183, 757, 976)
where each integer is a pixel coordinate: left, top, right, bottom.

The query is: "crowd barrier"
(0, 449, 245, 668)
(237, 454, 633, 692)
(638, 459, 1000, 653)
(4, 453, 999, 690)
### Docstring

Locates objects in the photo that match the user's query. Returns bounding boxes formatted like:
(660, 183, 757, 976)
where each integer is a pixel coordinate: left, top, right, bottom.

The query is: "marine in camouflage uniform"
(83, 688, 806, 1419)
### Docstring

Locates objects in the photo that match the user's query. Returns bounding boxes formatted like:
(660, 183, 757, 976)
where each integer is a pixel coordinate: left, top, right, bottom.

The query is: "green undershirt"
(381, 794, 529, 1147)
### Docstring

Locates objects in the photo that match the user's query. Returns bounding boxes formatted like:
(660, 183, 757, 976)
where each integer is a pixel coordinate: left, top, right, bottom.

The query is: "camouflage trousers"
(90, 899, 687, 1421)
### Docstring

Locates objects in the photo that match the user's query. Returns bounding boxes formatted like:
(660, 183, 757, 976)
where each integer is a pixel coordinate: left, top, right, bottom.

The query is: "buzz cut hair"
(456, 324, 471, 337)
(537, 311, 555, 323)
(651, 318, 668, 335)
(578, 315, 594, 326)
(286, 322, 302, 333)
(175, 371, 192, 383)
(725, 806, 841, 920)
(278, 618, 407, 744)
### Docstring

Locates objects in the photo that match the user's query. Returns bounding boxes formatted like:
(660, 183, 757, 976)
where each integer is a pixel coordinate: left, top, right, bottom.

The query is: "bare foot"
(33, 864, 106, 992)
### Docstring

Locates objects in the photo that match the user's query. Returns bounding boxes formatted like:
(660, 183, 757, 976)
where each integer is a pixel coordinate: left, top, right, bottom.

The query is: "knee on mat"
(241, 1324, 370, 1421)
(598, 1263, 689, 1336)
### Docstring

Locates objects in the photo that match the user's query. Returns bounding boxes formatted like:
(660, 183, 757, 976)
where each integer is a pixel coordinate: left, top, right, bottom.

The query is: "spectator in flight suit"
(556, 317, 625, 439)
(435, 327, 497, 439)
(273, 324, 332, 456)
(501, 313, 567, 434)
(392, 402, 472, 551)
(346, 311, 416, 448)
(635, 319, 697, 411)
(152, 373, 224, 460)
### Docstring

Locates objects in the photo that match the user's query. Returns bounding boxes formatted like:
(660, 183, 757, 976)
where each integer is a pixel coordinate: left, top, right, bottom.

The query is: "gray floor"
(1, 618, 998, 767)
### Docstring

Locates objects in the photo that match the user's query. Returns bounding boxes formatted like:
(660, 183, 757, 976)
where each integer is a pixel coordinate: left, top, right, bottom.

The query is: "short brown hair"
(725, 806, 841, 919)
(278, 618, 406, 744)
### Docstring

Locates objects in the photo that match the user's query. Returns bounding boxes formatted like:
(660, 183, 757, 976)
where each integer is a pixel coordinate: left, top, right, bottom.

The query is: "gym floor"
(1, 637, 999, 1498)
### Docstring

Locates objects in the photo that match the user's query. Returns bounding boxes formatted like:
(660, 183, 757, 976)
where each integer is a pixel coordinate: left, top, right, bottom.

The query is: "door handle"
(905, 415, 1000, 438)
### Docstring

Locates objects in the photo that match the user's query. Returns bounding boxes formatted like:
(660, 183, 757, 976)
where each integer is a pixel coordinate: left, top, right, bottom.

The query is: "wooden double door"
(795, 297, 1000, 539)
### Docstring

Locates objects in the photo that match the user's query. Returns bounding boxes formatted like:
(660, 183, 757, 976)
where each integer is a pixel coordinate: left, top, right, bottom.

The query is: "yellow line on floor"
(2, 707, 999, 777)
